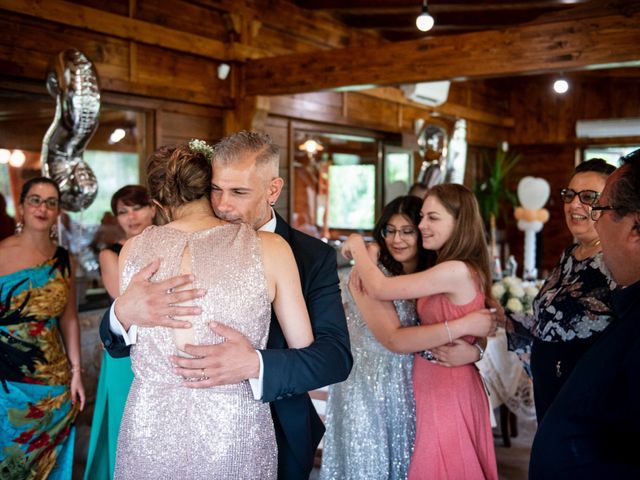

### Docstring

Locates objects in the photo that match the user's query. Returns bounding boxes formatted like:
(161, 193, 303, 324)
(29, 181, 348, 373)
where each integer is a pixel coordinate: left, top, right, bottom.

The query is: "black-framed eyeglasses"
(25, 195, 59, 210)
(560, 188, 600, 206)
(382, 226, 417, 240)
(589, 205, 618, 221)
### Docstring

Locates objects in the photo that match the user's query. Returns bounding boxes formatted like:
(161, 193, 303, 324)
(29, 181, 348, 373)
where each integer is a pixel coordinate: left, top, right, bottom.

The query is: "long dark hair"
(372, 195, 434, 276)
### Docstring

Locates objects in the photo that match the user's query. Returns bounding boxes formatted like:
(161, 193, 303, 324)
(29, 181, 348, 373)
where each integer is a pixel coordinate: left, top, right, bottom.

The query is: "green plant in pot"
(473, 144, 521, 257)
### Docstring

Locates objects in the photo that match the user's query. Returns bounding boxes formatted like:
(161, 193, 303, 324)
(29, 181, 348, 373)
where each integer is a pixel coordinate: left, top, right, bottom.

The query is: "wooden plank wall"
(502, 72, 640, 273)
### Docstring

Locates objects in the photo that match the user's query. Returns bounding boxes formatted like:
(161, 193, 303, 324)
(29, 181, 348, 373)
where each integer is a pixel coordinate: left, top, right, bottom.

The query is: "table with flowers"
(476, 276, 538, 429)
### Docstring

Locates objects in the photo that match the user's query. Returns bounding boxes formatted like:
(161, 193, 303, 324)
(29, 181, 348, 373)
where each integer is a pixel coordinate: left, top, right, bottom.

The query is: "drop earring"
(15, 221, 23, 235)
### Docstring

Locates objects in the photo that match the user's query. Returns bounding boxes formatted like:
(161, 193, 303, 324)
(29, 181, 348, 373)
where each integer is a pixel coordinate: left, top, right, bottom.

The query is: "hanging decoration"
(41, 48, 101, 212)
(514, 176, 550, 280)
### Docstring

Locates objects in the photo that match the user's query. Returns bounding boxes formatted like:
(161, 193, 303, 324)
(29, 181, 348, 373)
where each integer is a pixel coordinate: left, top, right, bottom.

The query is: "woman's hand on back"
(455, 308, 497, 338)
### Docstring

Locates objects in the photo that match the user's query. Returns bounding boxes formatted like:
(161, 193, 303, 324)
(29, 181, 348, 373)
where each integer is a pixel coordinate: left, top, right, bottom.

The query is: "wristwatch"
(473, 341, 485, 360)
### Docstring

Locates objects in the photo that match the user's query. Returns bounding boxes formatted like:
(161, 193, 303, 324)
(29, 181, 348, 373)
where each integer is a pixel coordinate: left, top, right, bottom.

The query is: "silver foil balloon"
(41, 49, 100, 212)
(416, 123, 449, 188)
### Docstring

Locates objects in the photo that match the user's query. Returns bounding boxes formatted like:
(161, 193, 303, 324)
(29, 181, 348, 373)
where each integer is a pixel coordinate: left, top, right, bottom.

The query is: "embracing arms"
(349, 274, 495, 354)
(342, 233, 476, 304)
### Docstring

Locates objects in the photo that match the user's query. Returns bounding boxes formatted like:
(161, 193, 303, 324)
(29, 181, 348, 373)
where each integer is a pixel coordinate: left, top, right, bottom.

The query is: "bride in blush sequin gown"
(113, 143, 313, 480)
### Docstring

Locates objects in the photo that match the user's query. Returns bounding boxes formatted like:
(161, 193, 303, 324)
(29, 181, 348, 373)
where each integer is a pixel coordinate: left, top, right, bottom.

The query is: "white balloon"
(517, 177, 550, 210)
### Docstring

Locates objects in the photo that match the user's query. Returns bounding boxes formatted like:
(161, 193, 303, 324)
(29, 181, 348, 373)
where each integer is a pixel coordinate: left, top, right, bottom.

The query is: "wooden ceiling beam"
(0, 0, 265, 61)
(294, 0, 590, 14)
(244, 5, 640, 96)
(342, 10, 552, 29)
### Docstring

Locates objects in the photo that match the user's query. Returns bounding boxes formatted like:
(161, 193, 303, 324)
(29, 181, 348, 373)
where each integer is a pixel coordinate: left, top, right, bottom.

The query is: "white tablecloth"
(477, 328, 536, 424)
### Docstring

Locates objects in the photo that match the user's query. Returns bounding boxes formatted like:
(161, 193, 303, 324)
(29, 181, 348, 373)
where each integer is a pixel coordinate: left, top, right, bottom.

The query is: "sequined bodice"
(121, 223, 271, 385)
(115, 222, 277, 479)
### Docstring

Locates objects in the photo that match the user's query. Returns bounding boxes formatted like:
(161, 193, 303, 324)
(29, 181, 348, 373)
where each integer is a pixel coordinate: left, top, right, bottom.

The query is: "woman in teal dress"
(84, 185, 154, 480)
(0, 177, 85, 479)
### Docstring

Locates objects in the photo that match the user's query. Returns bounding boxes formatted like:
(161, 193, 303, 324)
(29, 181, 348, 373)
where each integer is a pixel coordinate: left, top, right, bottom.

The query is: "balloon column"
(41, 48, 101, 212)
(514, 177, 550, 280)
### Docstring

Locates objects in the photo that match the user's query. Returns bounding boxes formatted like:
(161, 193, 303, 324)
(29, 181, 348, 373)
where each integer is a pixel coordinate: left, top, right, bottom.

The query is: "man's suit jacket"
(100, 213, 353, 479)
(529, 279, 640, 479)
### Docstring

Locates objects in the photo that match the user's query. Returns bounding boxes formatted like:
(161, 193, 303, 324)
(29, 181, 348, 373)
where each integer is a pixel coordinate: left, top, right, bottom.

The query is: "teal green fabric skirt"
(83, 352, 133, 480)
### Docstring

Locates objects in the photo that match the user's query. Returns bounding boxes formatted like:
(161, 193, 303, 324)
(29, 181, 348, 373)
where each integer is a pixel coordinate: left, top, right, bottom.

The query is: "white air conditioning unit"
(576, 118, 640, 138)
(401, 81, 450, 107)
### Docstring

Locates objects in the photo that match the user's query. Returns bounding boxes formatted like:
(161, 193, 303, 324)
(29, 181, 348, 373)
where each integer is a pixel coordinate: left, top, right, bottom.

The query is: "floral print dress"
(508, 244, 617, 421)
(0, 247, 78, 479)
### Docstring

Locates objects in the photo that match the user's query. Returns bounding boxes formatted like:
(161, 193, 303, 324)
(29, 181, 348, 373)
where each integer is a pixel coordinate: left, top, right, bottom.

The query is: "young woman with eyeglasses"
(0, 176, 85, 479)
(507, 158, 619, 422)
(340, 187, 499, 480)
(322, 196, 494, 480)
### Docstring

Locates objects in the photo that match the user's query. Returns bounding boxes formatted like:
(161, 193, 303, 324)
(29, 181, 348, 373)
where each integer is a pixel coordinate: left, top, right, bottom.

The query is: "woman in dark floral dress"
(509, 159, 618, 421)
(0, 177, 85, 479)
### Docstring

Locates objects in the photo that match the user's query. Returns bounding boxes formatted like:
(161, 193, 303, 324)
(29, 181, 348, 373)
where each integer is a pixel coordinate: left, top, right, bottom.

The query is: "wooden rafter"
(0, 0, 265, 61)
(244, 4, 640, 96)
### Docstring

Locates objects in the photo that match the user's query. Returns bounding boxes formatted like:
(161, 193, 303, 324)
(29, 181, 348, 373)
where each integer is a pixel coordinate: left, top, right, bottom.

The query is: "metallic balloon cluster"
(41, 49, 100, 212)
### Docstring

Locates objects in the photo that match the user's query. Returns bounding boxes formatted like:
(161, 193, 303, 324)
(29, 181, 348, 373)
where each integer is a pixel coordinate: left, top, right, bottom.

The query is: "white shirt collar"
(259, 208, 277, 233)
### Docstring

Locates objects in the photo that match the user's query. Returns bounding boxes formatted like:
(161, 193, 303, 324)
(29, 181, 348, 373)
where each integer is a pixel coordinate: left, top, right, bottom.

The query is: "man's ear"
(631, 213, 640, 242)
(268, 177, 284, 205)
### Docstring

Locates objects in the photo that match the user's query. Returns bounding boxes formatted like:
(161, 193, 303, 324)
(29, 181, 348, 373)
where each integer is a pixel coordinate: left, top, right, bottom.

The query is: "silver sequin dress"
(114, 223, 276, 480)
(320, 267, 417, 480)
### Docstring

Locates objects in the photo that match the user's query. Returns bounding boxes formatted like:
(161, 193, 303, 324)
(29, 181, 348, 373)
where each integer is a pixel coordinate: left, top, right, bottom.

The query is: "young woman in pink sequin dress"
(342, 183, 498, 480)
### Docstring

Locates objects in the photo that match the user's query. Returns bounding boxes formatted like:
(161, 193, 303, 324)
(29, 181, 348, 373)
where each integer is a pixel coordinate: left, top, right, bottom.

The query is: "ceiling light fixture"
(553, 77, 569, 94)
(416, 0, 435, 32)
(299, 139, 324, 156)
(108, 128, 127, 144)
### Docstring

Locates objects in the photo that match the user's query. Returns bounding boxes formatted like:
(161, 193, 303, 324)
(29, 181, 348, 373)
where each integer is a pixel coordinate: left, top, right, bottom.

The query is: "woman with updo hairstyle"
(84, 184, 155, 480)
(145, 143, 212, 222)
(0, 176, 85, 479)
(113, 142, 314, 479)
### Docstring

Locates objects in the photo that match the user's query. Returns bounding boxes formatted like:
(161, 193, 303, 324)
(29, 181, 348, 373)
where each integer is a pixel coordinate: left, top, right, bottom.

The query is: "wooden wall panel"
(68, 0, 129, 16)
(133, 44, 231, 106)
(135, 0, 228, 40)
(506, 73, 640, 146)
(269, 93, 346, 126)
(0, 12, 130, 81)
(156, 109, 224, 147)
(346, 94, 399, 132)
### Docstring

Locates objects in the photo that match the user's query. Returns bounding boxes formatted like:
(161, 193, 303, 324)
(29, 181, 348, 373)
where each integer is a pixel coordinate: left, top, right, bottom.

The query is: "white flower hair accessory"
(189, 139, 214, 162)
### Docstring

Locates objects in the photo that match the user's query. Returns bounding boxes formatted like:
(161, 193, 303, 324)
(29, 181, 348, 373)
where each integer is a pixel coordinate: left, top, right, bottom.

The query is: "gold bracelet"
(444, 320, 453, 344)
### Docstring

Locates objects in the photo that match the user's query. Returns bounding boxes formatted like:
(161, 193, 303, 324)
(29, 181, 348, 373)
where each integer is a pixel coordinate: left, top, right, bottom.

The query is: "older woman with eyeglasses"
(508, 158, 618, 422)
(0, 176, 85, 479)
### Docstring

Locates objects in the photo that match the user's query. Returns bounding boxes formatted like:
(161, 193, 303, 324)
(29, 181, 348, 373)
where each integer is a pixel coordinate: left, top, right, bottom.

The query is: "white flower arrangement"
(189, 138, 214, 162)
(492, 276, 540, 315)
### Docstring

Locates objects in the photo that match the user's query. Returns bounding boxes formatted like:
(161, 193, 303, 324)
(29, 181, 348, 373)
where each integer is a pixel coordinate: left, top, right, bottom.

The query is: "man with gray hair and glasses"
(530, 148, 640, 478)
